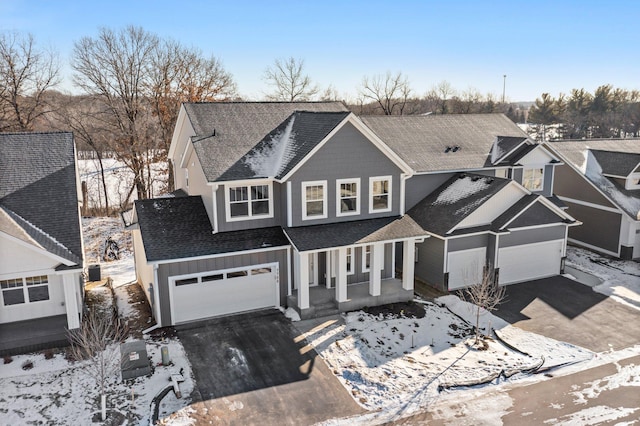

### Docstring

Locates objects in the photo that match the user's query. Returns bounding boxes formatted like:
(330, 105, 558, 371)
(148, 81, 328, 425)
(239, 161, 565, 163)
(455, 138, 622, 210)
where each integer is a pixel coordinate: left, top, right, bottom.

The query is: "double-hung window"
(302, 181, 327, 220)
(226, 182, 272, 221)
(346, 247, 354, 275)
(336, 178, 360, 216)
(1, 275, 49, 306)
(522, 167, 544, 191)
(362, 245, 371, 272)
(369, 176, 392, 213)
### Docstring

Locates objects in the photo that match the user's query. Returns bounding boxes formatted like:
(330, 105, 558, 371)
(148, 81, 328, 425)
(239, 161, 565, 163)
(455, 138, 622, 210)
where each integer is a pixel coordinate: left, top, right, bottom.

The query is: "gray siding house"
(130, 104, 578, 326)
(546, 140, 640, 259)
(0, 132, 85, 355)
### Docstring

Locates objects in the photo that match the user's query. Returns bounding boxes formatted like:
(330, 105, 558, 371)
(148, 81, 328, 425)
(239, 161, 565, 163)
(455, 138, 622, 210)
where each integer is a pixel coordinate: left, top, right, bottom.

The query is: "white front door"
(498, 240, 563, 285)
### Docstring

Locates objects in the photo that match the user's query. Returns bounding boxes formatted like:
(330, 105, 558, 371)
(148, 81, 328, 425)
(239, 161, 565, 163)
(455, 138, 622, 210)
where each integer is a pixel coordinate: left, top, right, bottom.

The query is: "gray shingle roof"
(491, 136, 528, 164)
(547, 140, 640, 218)
(218, 111, 351, 181)
(406, 173, 512, 236)
(360, 114, 528, 173)
(492, 194, 570, 230)
(284, 216, 427, 252)
(135, 196, 289, 261)
(590, 149, 640, 176)
(0, 132, 83, 265)
(183, 102, 348, 182)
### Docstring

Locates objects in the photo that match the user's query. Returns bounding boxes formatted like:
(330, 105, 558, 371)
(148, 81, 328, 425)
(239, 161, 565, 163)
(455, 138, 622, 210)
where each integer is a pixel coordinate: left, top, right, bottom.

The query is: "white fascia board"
(494, 139, 530, 164)
(168, 105, 188, 160)
(557, 195, 622, 214)
(602, 173, 629, 179)
(0, 231, 78, 266)
(278, 113, 413, 182)
(291, 235, 430, 255)
(179, 142, 193, 169)
(148, 244, 291, 266)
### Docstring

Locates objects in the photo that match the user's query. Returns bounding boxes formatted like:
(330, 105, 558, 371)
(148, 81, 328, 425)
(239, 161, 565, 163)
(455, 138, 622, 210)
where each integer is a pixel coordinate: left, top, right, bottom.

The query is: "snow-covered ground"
(0, 217, 195, 425)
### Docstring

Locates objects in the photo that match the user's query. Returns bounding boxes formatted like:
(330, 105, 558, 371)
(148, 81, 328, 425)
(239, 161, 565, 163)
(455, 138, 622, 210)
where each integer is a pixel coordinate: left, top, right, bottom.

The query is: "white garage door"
(170, 263, 278, 325)
(498, 240, 563, 285)
(447, 247, 486, 290)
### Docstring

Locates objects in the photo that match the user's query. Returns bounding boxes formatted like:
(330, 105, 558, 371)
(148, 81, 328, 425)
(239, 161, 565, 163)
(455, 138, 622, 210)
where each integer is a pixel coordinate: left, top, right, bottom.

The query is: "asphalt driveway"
(175, 309, 362, 425)
(494, 276, 640, 352)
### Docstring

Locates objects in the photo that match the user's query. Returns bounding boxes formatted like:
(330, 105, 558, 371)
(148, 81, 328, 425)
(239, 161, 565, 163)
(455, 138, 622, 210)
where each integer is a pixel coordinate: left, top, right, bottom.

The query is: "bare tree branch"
(263, 57, 318, 101)
(358, 71, 412, 115)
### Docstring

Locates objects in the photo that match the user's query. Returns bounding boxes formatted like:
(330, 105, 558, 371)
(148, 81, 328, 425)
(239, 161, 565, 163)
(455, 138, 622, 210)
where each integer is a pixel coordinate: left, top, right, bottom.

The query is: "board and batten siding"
(156, 248, 289, 326)
(214, 182, 283, 232)
(564, 200, 622, 254)
(287, 122, 403, 227)
(415, 237, 446, 290)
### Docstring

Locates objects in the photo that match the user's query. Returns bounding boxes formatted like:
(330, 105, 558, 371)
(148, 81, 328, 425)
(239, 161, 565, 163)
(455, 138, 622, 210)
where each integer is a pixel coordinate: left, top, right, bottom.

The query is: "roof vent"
(485, 177, 494, 184)
(470, 176, 481, 182)
(452, 146, 461, 152)
(444, 146, 452, 153)
(458, 174, 467, 179)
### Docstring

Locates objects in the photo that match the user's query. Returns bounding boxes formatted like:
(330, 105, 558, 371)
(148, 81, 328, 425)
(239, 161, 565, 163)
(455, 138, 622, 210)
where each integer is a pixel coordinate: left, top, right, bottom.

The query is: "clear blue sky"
(1, 0, 639, 102)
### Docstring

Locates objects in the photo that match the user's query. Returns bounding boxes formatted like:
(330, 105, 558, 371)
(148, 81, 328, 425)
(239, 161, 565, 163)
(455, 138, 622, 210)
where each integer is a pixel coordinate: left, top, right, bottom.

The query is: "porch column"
(369, 242, 383, 296)
(325, 250, 332, 289)
(294, 251, 310, 310)
(335, 247, 348, 302)
(402, 239, 416, 290)
(62, 272, 80, 329)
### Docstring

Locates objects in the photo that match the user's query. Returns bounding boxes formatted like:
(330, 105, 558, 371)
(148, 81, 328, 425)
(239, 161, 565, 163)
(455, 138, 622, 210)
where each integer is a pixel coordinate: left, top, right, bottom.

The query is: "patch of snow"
(244, 115, 295, 178)
(279, 306, 301, 322)
(434, 176, 491, 206)
(544, 406, 638, 425)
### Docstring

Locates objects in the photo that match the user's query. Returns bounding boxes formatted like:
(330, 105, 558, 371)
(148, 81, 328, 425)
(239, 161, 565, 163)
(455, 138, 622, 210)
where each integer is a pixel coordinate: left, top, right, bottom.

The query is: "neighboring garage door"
(169, 263, 279, 325)
(447, 247, 486, 290)
(498, 239, 563, 285)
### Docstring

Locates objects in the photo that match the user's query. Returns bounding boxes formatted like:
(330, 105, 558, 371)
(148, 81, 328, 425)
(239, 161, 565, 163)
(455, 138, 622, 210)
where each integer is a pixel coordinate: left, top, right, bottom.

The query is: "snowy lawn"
(300, 295, 592, 415)
(0, 217, 195, 425)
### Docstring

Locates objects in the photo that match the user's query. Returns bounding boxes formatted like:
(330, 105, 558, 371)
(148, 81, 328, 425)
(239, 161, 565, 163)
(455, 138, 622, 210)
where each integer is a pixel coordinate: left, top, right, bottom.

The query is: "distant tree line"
(527, 85, 640, 140)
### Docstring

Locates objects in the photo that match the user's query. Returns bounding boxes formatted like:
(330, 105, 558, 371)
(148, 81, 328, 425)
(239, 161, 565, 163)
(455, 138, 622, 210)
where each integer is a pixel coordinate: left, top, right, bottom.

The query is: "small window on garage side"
(175, 277, 199, 286)
(251, 267, 272, 275)
(202, 274, 224, 282)
(227, 270, 248, 279)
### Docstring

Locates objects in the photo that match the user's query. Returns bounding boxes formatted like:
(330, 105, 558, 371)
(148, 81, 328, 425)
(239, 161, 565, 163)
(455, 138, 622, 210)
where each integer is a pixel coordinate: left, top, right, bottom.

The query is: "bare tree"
(263, 57, 319, 101)
(0, 31, 60, 131)
(72, 26, 160, 201)
(359, 71, 412, 115)
(148, 40, 236, 191)
(461, 267, 505, 345)
(427, 80, 456, 114)
(67, 303, 128, 421)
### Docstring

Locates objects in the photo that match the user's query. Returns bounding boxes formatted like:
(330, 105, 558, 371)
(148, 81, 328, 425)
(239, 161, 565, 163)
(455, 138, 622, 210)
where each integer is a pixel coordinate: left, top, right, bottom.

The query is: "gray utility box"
(120, 340, 152, 381)
(88, 264, 101, 282)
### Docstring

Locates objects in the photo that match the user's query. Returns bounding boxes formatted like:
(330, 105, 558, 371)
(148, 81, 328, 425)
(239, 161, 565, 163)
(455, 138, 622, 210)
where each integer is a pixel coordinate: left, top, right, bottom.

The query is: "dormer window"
(225, 181, 273, 222)
(523, 167, 544, 191)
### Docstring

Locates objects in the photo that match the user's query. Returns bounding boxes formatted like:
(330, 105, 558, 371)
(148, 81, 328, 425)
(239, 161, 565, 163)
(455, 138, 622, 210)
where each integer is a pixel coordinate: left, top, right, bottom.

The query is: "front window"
(523, 168, 544, 191)
(362, 245, 371, 272)
(346, 247, 354, 275)
(337, 179, 360, 216)
(1, 275, 49, 306)
(302, 181, 327, 220)
(370, 176, 392, 213)
(226, 182, 272, 221)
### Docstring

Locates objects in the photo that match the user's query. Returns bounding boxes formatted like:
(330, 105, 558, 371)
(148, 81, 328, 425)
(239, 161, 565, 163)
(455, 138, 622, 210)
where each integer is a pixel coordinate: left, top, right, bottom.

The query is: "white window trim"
(336, 178, 361, 217)
(369, 175, 393, 213)
(362, 245, 371, 272)
(522, 166, 545, 192)
(184, 168, 189, 190)
(626, 173, 640, 190)
(224, 180, 274, 223)
(0, 275, 50, 306)
(346, 247, 355, 275)
(302, 180, 328, 220)
(495, 168, 508, 179)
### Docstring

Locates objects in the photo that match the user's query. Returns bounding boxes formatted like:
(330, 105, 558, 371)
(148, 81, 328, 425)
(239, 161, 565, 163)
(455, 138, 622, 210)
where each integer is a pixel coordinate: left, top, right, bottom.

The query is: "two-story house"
(0, 132, 85, 355)
(546, 139, 640, 259)
(129, 103, 578, 325)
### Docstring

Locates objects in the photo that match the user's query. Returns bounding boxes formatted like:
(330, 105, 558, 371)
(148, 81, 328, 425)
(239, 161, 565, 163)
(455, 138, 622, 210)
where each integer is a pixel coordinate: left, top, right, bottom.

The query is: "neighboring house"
(0, 132, 85, 354)
(129, 104, 577, 325)
(362, 114, 579, 291)
(546, 139, 640, 259)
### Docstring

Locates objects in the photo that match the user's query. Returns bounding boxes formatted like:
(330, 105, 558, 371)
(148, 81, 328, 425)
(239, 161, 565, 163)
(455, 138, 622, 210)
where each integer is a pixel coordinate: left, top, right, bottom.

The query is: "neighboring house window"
(0, 275, 49, 306)
(523, 167, 544, 191)
(336, 178, 360, 216)
(346, 247, 354, 275)
(226, 182, 273, 221)
(302, 181, 327, 220)
(362, 245, 371, 272)
(369, 176, 392, 213)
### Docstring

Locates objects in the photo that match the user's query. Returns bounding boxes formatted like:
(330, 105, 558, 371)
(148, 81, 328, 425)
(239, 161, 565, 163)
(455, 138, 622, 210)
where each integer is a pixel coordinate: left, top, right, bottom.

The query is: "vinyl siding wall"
(415, 237, 445, 290)
(132, 228, 154, 304)
(156, 248, 289, 326)
(553, 164, 617, 208)
(564, 201, 622, 254)
(287, 122, 403, 227)
(214, 182, 283, 232)
(499, 225, 566, 248)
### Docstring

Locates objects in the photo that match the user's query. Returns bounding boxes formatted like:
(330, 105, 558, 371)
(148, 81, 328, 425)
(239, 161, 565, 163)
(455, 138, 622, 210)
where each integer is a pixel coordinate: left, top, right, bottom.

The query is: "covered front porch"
(287, 278, 413, 319)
